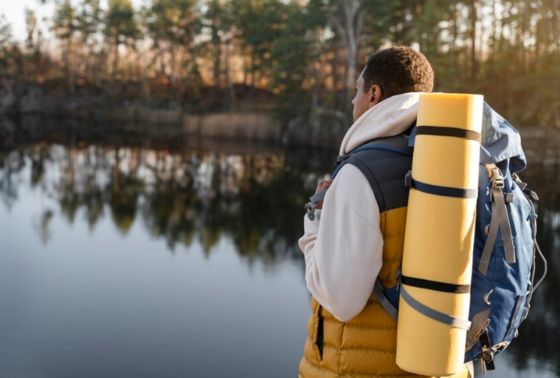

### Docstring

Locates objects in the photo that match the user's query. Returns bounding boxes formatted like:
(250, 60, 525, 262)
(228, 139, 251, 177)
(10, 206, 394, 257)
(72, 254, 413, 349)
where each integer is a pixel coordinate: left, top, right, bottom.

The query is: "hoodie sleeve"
(298, 164, 384, 322)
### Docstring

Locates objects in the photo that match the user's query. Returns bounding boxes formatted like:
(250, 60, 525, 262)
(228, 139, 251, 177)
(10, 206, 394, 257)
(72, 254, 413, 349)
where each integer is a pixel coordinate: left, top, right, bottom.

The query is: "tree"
(105, 0, 138, 78)
(272, 0, 327, 119)
(1, 0, 560, 128)
(329, 0, 368, 111)
(0, 13, 16, 80)
(143, 0, 199, 96)
(203, 0, 230, 91)
(231, 0, 284, 97)
(52, 0, 78, 92)
(76, 0, 103, 84)
(25, 8, 38, 51)
(25, 8, 45, 79)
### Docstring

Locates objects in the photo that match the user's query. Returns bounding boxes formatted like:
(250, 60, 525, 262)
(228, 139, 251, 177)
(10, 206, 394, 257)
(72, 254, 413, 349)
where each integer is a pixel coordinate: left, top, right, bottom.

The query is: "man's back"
(298, 47, 470, 378)
(299, 138, 415, 378)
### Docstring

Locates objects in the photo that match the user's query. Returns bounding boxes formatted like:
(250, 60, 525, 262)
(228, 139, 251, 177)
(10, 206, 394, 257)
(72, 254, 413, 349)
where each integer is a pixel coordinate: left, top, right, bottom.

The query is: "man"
(298, 46, 470, 378)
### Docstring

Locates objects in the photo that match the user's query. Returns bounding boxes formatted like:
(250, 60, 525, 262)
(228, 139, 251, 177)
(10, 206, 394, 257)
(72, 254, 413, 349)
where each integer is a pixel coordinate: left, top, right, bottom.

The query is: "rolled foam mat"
(396, 93, 483, 376)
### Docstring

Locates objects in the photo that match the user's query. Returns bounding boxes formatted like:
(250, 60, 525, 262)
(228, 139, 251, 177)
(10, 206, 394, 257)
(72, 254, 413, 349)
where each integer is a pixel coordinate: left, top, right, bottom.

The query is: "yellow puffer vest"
(299, 137, 470, 378)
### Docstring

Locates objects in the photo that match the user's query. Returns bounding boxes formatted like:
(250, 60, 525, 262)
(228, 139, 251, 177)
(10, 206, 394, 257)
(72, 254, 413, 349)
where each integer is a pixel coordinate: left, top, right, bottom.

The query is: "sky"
(0, 0, 143, 43)
(0, 0, 54, 42)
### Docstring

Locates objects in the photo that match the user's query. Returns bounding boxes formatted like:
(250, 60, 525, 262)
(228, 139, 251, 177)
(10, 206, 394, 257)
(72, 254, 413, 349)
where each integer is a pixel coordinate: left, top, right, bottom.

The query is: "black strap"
(408, 176, 478, 199)
(400, 285, 472, 330)
(416, 126, 482, 143)
(373, 279, 398, 322)
(309, 190, 327, 204)
(480, 330, 496, 371)
(336, 154, 350, 163)
(401, 275, 470, 294)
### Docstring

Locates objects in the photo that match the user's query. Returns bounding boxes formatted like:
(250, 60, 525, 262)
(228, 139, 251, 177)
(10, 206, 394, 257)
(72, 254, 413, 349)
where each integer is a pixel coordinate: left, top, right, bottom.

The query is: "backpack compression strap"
(405, 171, 478, 199)
(478, 163, 516, 276)
(403, 125, 481, 200)
(373, 274, 472, 330)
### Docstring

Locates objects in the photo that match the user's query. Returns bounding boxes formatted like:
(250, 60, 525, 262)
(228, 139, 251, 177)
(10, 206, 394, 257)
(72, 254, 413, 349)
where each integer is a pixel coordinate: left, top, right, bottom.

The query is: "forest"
(0, 0, 559, 127)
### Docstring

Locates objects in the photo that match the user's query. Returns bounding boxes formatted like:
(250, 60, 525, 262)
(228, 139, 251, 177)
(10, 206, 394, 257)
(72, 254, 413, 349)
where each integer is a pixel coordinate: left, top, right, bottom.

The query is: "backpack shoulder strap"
(333, 136, 413, 177)
(373, 278, 399, 322)
(305, 136, 412, 220)
(337, 136, 413, 213)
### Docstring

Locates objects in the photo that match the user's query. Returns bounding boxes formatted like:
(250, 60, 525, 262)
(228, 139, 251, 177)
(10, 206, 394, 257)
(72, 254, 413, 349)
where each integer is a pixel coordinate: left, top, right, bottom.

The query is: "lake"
(0, 117, 558, 378)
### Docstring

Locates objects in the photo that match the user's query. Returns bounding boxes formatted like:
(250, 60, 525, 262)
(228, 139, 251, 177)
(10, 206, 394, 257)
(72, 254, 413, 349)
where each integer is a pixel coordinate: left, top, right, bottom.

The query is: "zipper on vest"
(316, 316, 324, 360)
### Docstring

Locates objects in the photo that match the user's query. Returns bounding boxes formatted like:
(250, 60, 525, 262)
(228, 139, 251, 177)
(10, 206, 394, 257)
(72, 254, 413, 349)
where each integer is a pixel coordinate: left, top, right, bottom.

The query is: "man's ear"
(368, 85, 382, 108)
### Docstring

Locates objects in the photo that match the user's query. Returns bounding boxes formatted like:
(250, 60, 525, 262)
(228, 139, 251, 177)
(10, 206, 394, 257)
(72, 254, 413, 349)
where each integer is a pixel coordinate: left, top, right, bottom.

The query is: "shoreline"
(1, 81, 557, 150)
(0, 80, 350, 147)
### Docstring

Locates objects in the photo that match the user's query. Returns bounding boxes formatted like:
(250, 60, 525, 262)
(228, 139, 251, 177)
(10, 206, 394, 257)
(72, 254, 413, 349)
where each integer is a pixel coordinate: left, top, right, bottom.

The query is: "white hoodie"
(299, 93, 422, 322)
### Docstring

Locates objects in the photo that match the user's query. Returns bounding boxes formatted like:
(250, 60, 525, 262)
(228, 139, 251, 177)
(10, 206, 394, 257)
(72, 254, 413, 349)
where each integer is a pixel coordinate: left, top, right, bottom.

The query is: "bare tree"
(330, 0, 367, 112)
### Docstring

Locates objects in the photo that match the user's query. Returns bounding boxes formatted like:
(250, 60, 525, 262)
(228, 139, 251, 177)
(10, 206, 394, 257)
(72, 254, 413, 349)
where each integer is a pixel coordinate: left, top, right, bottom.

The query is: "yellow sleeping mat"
(396, 93, 484, 376)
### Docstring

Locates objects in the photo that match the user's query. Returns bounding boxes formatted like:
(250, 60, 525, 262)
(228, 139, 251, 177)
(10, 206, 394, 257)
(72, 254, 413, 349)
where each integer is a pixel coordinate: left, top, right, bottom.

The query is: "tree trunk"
(67, 38, 75, 94)
(312, 61, 319, 108)
(470, 0, 477, 80)
(346, 54, 355, 110)
(331, 0, 367, 113)
(224, 36, 236, 103)
(112, 29, 119, 78)
(342, 62, 348, 112)
(451, 4, 459, 91)
(250, 47, 255, 99)
(491, 0, 498, 61)
(214, 40, 221, 90)
(331, 44, 339, 110)
(169, 44, 176, 98)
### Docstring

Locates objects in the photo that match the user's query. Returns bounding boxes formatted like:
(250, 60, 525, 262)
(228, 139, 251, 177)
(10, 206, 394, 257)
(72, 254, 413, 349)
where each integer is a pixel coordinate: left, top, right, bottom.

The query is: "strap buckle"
(480, 330, 496, 373)
(492, 170, 504, 188)
(305, 201, 318, 221)
(305, 189, 329, 221)
(404, 170, 412, 187)
(525, 189, 539, 202)
(486, 163, 504, 188)
(512, 173, 528, 190)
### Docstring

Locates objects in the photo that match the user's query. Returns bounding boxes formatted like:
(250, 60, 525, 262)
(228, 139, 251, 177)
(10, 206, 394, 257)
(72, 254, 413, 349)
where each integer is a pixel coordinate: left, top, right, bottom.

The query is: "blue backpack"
(459, 103, 547, 370)
(306, 102, 547, 372)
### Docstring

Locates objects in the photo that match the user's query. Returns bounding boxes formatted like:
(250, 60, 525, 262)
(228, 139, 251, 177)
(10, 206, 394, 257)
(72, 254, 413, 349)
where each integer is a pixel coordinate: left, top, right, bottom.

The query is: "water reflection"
(0, 117, 334, 267)
(0, 117, 559, 377)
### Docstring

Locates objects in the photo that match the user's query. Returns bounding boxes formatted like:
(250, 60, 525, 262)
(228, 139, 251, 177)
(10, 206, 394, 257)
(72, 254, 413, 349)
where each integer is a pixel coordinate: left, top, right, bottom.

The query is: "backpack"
(305, 102, 547, 372)
(459, 103, 547, 371)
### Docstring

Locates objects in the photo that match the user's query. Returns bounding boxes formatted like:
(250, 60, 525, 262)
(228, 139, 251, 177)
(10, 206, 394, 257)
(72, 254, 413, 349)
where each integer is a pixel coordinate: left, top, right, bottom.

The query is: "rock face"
(19, 83, 46, 113)
(0, 82, 60, 115)
(283, 107, 349, 148)
(0, 82, 350, 146)
(0, 82, 183, 123)
(0, 81, 76, 116)
(0, 87, 16, 114)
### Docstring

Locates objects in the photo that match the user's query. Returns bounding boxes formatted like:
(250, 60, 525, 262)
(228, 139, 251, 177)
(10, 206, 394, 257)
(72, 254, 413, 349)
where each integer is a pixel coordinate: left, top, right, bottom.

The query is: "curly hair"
(362, 46, 434, 98)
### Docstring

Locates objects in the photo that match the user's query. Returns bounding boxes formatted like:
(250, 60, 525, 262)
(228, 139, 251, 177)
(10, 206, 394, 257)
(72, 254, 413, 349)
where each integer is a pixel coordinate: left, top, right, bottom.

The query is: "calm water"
(0, 117, 558, 378)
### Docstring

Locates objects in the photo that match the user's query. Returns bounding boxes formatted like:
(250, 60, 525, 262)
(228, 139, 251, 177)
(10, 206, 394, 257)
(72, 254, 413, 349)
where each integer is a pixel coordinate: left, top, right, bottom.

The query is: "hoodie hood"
(340, 92, 425, 155)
